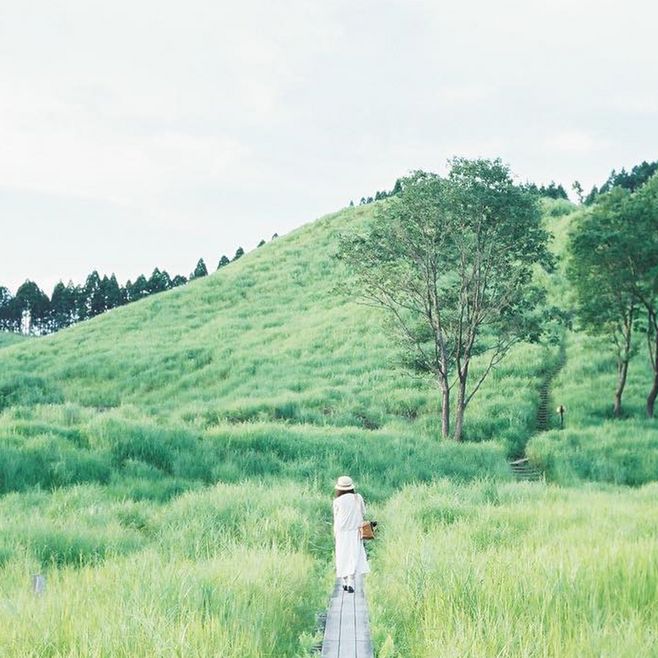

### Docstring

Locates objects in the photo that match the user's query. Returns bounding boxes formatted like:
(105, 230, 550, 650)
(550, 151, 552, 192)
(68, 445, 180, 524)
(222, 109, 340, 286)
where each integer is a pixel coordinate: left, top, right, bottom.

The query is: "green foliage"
(0, 435, 111, 494)
(586, 159, 658, 204)
(369, 481, 658, 657)
(0, 332, 28, 348)
(339, 159, 550, 439)
(526, 331, 657, 484)
(0, 193, 655, 655)
(0, 374, 63, 410)
(527, 425, 658, 486)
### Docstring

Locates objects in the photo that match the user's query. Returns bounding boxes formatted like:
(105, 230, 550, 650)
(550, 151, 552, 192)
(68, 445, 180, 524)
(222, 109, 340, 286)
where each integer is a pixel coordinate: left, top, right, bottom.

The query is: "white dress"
(333, 493, 370, 578)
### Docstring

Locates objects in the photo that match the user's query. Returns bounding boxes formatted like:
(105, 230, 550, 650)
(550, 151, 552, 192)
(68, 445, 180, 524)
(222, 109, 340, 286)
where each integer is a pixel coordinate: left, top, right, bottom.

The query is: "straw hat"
(335, 475, 354, 491)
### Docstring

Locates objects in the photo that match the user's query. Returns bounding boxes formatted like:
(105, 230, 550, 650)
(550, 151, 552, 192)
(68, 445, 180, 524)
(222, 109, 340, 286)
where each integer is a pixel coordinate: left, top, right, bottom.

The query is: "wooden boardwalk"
(321, 576, 374, 658)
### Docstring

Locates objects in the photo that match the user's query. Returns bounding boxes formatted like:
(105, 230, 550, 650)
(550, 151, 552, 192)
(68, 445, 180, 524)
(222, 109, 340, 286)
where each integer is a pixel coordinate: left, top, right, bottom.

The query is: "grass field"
(0, 332, 28, 349)
(368, 480, 658, 658)
(1, 199, 656, 656)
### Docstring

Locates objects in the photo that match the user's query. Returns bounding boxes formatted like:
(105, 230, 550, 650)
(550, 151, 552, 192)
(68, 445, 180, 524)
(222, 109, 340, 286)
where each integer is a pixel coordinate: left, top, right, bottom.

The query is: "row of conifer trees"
(0, 240, 272, 335)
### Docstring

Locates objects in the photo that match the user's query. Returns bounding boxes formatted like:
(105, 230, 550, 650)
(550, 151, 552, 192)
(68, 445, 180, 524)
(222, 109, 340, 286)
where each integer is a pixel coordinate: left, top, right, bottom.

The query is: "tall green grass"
(0, 482, 329, 657)
(0, 202, 553, 450)
(0, 332, 29, 349)
(0, 414, 512, 499)
(0, 198, 656, 657)
(369, 481, 658, 657)
(526, 331, 658, 485)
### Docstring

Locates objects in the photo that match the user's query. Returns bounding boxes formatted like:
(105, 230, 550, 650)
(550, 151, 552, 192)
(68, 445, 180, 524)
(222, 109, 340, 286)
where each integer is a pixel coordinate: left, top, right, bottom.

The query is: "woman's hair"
(335, 488, 355, 498)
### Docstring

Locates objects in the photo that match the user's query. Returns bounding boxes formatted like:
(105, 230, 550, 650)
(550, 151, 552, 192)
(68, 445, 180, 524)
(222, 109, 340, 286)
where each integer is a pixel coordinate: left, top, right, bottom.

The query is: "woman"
(333, 475, 370, 593)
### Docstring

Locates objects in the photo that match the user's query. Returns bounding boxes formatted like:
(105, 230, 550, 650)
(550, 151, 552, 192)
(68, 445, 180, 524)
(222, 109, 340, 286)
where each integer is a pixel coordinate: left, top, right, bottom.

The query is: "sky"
(1, 0, 657, 293)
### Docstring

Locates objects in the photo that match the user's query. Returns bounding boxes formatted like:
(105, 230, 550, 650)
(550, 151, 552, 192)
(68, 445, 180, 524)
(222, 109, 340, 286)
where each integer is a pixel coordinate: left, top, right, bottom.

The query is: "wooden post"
(556, 405, 565, 429)
(32, 574, 46, 595)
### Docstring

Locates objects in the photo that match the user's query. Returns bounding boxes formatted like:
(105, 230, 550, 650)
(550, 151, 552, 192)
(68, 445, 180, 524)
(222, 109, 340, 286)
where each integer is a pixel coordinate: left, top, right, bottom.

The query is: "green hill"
(0, 332, 28, 349)
(0, 199, 656, 657)
(0, 202, 553, 499)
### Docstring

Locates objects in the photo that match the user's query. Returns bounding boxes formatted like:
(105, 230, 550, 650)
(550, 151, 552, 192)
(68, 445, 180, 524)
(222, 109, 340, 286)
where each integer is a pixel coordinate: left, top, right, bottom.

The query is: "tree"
(171, 274, 188, 287)
(102, 274, 123, 309)
(0, 286, 17, 331)
(50, 282, 74, 331)
(129, 275, 150, 301)
(191, 258, 208, 279)
(339, 159, 549, 440)
(148, 268, 170, 294)
(14, 280, 50, 334)
(625, 174, 658, 417)
(257, 239, 266, 248)
(567, 188, 638, 417)
(572, 180, 584, 204)
(82, 271, 105, 318)
(233, 247, 244, 261)
(585, 159, 658, 204)
(538, 181, 568, 200)
(217, 255, 230, 269)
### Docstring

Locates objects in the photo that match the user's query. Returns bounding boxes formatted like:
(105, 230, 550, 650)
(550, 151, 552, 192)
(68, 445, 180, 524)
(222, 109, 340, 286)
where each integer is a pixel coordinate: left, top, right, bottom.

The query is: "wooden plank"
(321, 576, 373, 658)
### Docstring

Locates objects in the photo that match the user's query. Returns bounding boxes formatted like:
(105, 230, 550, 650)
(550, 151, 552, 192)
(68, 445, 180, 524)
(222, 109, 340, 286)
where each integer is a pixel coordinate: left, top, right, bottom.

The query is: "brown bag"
(360, 521, 376, 540)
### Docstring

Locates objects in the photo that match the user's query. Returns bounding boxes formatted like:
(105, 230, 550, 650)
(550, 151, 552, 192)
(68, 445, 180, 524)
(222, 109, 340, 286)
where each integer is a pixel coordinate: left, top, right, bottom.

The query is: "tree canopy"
(339, 158, 550, 440)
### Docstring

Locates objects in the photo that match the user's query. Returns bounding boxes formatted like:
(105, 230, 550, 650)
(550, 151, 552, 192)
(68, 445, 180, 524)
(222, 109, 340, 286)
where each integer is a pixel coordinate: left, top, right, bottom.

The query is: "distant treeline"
(0, 237, 277, 336)
(351, 159, 658, 208)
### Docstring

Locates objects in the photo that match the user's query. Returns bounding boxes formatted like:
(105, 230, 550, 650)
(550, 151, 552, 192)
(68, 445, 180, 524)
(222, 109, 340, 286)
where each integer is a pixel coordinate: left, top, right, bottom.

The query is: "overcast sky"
(2, 0, 657, 293)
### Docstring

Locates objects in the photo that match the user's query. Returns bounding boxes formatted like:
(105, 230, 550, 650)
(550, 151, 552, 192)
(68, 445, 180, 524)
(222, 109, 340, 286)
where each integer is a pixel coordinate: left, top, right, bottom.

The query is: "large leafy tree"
(339, 158, 550, 440)
(626, 175, 658, 417)
(567, 189, 638, 417)
(570, 174, 658, 418)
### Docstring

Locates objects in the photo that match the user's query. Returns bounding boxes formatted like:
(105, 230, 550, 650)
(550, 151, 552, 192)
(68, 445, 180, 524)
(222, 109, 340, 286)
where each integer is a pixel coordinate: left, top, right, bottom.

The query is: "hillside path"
(321, 576, 374, 658)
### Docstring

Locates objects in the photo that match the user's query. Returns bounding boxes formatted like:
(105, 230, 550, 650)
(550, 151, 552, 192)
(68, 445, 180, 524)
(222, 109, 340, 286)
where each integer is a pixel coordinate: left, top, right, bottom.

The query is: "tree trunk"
(648, 346, 658, 419)
(648, 376, 658, 418)
(453, 376, 467, 441)
(614, 359, 629, 418)
(440, 383, 450, 439)
(648, 330, 658, 419)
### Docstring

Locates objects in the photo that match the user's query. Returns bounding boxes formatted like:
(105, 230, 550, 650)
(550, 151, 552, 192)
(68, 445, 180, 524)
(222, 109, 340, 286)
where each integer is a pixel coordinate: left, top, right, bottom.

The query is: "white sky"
(1, 0, 657, 293)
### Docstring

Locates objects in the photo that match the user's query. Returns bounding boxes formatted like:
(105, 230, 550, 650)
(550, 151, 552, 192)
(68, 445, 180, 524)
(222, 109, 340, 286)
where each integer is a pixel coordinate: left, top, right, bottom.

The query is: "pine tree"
(129, 275, 150, 300)
(50, 282, 70, 331)
(233, 247, 244, 261)
(217, 256, 230, 269)
(0, 286, 15, 331)
(14, 280, 50, 334)
(148, 268, 168, 293)
(104, 274, 123, 309)
(191, 258, 208, 279)
(84, 271, 104, 317)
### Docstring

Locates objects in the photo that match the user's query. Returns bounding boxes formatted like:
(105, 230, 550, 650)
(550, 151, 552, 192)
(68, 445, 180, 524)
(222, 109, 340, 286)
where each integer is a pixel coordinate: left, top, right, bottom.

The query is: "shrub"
(527, 423, 658, 486)
(0, 374, 63, 410)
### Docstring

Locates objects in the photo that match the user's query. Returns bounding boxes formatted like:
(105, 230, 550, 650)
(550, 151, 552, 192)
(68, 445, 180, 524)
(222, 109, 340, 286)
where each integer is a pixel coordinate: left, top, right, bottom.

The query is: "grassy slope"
(0, 204, 545, 443)
(0, 332, 28, 348)
(0, 198, 656, 657)
(0, 202, 546, 657)
(527, 201, 658, 485)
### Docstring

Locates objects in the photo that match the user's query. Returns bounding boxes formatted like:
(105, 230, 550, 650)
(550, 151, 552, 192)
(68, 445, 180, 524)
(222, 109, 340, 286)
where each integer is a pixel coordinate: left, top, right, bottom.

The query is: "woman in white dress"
(333, 475, 370, 593)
